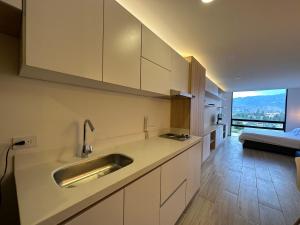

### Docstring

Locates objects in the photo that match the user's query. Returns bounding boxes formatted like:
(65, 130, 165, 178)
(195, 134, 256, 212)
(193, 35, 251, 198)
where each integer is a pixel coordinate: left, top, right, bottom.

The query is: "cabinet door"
(64, 190, 123, 225)
(171, 50, 189, 93)
(142, 26, 171, 70)
(216, 126, 223, 147)
(202, 134, 211, 162)
(186, 142, 202, 204)
(24, 0, 103, 81)
(160, 181, 186, 225)
(161, 151, 188, 204)
(103, 0, 141, 89)
(124, 168, 160, 225)
(205, 78, 219, 96)
(141, 58, 171, 95)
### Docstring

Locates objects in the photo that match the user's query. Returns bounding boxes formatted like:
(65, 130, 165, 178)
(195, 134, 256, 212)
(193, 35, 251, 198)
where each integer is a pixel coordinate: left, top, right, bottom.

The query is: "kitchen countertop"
(203, 124, 224, 136)
(14, 136, 201, 225)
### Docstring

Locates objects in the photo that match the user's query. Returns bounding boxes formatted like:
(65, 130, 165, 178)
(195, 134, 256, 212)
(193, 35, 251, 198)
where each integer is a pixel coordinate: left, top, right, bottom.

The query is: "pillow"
(291, 128, 300, 136)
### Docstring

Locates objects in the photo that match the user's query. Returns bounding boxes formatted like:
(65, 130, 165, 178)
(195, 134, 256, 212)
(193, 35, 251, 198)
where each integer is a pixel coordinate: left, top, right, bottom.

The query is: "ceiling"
(116, 0, 300, 91)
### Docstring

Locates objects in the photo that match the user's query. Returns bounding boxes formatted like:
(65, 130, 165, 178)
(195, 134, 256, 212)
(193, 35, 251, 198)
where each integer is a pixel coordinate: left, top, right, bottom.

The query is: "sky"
(233, 89, 286, 98)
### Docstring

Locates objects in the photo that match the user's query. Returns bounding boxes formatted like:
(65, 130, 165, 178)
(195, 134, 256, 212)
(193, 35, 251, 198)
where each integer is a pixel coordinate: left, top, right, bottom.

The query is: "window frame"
(231, 89, 288, 132)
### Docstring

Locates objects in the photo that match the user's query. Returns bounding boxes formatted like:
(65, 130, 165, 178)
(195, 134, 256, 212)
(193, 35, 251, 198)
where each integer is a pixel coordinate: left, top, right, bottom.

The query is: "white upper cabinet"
(124, 168, 160, 225)
(142, 25, 172, 70)
(22, 0, 103, 81)
(64, 189, 123, 225)
(103, 0, 141, 89)
(171, 50, 189, 93)
(141, 58, 171, 95)
(205, 78, 219, 96)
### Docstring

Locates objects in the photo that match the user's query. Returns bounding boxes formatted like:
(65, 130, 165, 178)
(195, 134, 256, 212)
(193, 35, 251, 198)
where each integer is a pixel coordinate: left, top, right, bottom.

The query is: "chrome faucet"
(82, 119, 95, 158)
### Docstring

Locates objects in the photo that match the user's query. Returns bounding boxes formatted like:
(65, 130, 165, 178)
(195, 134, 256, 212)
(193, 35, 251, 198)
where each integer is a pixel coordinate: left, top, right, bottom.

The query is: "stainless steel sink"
(53, 154, 133, 188)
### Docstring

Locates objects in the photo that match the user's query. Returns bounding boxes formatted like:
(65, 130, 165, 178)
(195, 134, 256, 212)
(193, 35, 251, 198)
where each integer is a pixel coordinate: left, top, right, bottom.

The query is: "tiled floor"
(177, 137, 300, 225)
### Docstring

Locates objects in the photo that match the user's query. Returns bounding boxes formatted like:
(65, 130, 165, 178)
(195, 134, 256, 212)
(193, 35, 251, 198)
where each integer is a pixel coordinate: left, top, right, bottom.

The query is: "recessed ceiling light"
(202, 0, 214, 3)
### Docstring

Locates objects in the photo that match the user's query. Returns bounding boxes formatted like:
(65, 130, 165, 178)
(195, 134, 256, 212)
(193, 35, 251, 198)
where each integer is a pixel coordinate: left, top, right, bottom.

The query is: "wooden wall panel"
(170, 97, 190, 129)
(187, 56, 206, 136)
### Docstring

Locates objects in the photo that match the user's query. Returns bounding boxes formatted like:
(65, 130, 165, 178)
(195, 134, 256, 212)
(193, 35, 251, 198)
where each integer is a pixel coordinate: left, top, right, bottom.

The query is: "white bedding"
(239, 128, 300, 150)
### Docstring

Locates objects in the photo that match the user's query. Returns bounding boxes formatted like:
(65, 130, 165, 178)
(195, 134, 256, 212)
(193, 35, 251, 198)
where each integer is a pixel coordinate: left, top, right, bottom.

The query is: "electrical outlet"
(12, 136, 37, 149)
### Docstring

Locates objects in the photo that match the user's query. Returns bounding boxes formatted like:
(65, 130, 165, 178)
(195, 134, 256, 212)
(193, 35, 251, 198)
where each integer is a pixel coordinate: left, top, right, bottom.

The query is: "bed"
(239, 128, 300, 156)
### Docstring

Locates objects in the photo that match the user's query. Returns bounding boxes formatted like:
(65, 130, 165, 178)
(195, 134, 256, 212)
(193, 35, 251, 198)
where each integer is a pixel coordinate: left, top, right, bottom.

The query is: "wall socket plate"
(12, 136, 37, 149)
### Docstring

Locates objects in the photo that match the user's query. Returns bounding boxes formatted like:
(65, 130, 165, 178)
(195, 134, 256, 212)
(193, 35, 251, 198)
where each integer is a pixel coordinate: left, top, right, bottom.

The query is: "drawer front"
(160, 181, 186, 225)
(161, 151, 188, 204)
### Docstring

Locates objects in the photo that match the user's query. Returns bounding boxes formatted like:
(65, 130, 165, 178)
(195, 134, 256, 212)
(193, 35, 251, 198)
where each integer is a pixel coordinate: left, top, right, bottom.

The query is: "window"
(231, 89, 287, 135)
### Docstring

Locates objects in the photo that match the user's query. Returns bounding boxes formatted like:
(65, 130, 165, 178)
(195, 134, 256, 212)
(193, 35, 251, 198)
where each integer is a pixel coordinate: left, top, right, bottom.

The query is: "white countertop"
(203, 124, 224, 136)
(14, 136, 201, 225)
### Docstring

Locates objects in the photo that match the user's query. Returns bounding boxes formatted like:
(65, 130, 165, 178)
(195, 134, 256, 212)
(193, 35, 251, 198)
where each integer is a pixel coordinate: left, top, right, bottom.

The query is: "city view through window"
(231, 89, 287, 135)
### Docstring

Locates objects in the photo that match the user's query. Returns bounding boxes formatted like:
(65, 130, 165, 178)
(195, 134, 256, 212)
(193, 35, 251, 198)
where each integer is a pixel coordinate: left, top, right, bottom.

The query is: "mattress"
(239, 128, 300, 150)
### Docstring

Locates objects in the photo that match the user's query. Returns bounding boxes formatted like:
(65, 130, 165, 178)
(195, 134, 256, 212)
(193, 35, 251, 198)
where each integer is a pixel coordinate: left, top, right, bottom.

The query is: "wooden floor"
(177, 137, 300, 225)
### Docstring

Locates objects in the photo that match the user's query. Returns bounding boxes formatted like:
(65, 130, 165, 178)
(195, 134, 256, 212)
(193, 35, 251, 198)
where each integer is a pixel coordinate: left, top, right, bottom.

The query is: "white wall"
(0, 34, 170, 224)
(286, 88, 300, 131)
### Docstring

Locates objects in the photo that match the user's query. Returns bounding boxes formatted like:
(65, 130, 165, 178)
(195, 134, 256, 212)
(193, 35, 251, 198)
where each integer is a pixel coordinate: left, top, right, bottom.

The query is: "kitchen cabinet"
(64, 190, 123, 225)
(141, 58, 171, 95)
(124, 168, 160, 225)
(170, 57, 206, 137)
(216, 126, 224, 148)
(186, 142, 202, 204)
(142, 25, 172, 70)
(202, 134, 211, 162)
(21, 0, 103, 81)
(171, 50, 189, 93)
(205, 78, 219, 96)
(103, 0, 141, 89)
(161, 151, 188, 204)
(160, 181, 186, 225)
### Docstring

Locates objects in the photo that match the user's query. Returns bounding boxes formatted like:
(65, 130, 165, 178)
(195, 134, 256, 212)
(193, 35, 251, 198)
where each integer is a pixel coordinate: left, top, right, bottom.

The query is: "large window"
(231, 89, 287, 135)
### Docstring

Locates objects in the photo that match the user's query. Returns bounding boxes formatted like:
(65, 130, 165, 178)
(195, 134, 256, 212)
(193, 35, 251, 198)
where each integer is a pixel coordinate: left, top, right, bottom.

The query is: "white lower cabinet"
(186, 142, 202, 204)
(64, 189, 123, 225)
(202, 134, 211, 162)
(63, 142, 202, 225)
(161, 151, 188, 204)
(160, 181, 187, 225)
(216, 126, 223, 148)
(124, 168, 160, 225)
